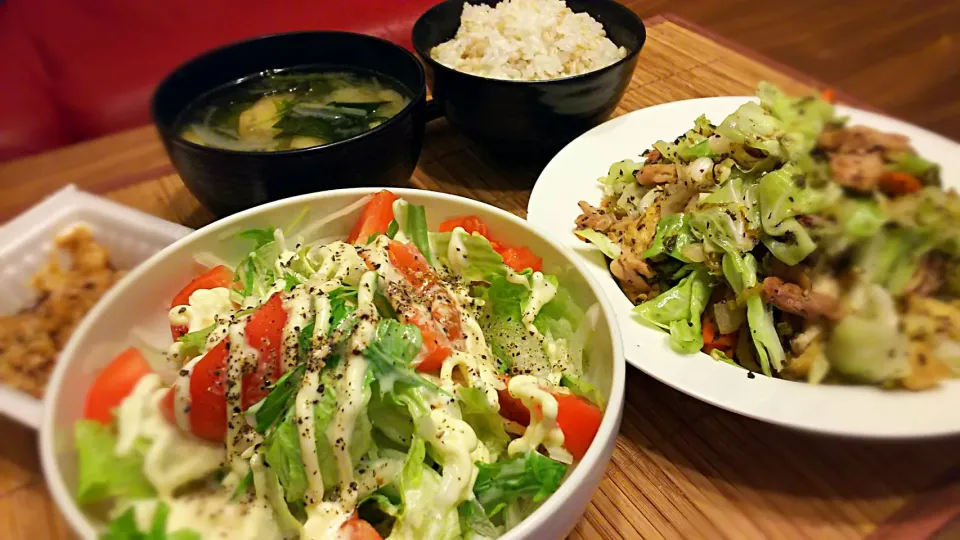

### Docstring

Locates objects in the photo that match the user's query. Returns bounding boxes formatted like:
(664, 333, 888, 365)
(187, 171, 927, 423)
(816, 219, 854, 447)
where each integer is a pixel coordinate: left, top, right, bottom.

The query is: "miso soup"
(176, 68, 411, 152)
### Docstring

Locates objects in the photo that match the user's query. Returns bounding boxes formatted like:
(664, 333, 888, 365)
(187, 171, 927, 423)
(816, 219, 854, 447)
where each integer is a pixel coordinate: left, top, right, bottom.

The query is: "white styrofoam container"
(0, 185, 193, 429)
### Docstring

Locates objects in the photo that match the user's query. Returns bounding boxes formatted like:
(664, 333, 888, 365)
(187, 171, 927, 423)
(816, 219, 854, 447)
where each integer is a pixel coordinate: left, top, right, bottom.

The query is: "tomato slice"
(439, 216, 490, 238)
(242, 293, 288, 406)
(161, 293, 288, 442)
(412, 314, 454, 372)
(552, 393, 603, 461)
(341, 513, 383, 540)
(347, 190, 399, 244)
(497, 387, 531, 426)
(161, 339, 229, 441)
(497, 380, 603, 461)
(387, 240, 441, 294)
(387, 241, 462, 371)
(496, 246, 543, 273)
(83, 347, 153, 424)
(169, 265, 236, 340)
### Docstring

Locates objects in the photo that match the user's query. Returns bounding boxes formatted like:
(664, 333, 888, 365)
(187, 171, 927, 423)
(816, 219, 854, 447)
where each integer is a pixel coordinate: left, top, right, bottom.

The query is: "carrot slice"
(879, 171, 923, 196)
(702, 314, 737, 358)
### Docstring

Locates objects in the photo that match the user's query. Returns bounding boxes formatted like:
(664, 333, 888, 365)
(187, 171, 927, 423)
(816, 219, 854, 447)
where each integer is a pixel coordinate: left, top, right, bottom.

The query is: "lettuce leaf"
(431, 228, 507, 283)
(74, 420, 154, 505)
(633, 266, 714, 354)
(175, 323, 216, 359)
(255, 363, 306, 434)
(263, 412, 308, 503)
(560, 374, 605, 408)
(364, 319, 441, 395)
(458, 498, 503, 539)
(395, 201, 434, 266)
(102, 502, 201, 540)
(458, 387, 510, 460)
(389, 438, 461, 540)
(236, 227, 276, 249)
(473, 451, 567, 518)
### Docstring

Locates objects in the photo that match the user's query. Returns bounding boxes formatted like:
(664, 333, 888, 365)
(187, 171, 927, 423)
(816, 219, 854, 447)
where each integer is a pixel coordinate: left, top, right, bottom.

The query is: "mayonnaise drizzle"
(506, 375, 572, 464)
(314, 295, 332, 338)
(173, 354, 204, 431)
(115, 374, 224, 496)
(440, 316, 503, 407)
(418, 409, 478, 506)
(225, 314, 260, 467)
(296, 370, 324, 505)
(168, 287, 233, 332)
(283, 286, 314, 371)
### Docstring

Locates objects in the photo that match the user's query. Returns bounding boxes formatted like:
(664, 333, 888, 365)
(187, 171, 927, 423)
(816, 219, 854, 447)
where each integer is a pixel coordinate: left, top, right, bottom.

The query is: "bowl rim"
(41, 187, 626, 540)
(412, 0, 646, 86)
(151, 31, 427, 158)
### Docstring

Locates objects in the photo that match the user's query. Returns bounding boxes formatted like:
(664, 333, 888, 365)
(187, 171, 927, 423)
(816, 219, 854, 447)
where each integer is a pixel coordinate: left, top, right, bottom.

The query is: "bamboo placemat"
(2, 15, 959, 540)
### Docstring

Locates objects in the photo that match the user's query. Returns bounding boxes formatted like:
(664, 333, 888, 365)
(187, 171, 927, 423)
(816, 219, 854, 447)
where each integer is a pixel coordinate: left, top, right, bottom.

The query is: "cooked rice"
(430, 0, 628, 81)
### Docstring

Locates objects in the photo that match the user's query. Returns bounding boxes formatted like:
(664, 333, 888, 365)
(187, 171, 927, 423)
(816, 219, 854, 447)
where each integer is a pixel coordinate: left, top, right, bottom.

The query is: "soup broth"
(176, 68, 411, 152)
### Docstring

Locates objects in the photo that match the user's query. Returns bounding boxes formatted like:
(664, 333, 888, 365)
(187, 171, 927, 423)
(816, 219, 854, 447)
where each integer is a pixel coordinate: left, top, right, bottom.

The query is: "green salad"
(576, 82, 960, 389)
(73, 191, 605, 539)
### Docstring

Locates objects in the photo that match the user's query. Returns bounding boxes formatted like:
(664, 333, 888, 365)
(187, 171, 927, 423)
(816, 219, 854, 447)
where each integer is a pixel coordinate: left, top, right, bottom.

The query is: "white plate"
(528, 96, 960, 438)
(0, 185, 192, 429)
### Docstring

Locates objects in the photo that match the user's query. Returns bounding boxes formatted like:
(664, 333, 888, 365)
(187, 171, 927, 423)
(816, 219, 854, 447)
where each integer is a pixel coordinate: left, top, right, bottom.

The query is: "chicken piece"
(619, 201, 662, 254)
(761, 277, 844, 321)
(0, 226, 122, 397)
(770, 258, 812, 291)
(817, 125, 914, 156)
(635, 163, 678, 186)
(902, 254, 945, 297)
(644, 149, 663, 163)
(610, 252, 655, 303)
(575, 201, 616, 233)
(828, 153, 886, 192)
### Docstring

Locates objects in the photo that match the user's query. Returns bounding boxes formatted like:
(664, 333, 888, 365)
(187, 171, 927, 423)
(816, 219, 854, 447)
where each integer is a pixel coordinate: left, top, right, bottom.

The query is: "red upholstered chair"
(0, 0, 440, 161)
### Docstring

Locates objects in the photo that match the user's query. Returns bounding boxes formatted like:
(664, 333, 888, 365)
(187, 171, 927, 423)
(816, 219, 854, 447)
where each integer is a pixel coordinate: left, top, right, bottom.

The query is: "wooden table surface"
(3, 14, 960, 540)
(621, 0, 960, 142)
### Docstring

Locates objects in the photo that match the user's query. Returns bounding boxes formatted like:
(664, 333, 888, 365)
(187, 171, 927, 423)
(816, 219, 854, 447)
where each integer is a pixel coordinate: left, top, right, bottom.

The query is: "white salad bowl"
(40, 188, 625, 540)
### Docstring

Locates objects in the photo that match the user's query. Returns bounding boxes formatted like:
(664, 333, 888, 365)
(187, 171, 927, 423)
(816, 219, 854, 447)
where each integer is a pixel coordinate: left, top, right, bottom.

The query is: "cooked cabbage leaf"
(642, 213, 696, 262)
(826, 282, 910, 382)
(574, 229, 621, 260)
(633, 265, 714, 354)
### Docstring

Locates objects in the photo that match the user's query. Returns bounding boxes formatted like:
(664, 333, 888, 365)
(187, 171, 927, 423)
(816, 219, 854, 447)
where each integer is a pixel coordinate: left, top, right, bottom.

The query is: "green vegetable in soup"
(177, 70, 410, 152)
